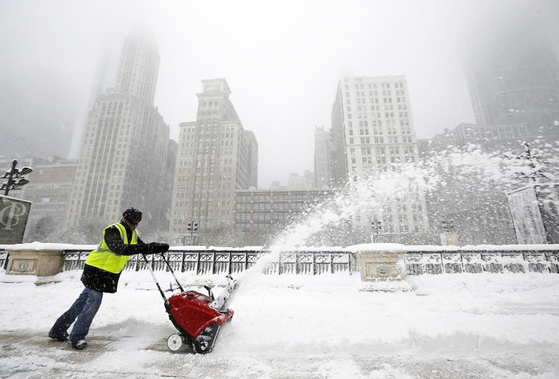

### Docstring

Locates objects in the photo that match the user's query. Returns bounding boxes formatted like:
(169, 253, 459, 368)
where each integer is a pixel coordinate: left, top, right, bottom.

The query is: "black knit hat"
(123, 207, 142, 223)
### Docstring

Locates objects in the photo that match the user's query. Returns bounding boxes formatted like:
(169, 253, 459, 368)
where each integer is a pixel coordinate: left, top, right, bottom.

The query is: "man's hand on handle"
(146, 242, 170, 254)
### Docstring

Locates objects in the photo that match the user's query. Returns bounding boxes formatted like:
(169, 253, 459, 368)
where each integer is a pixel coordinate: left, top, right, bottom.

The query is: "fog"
(1, 0, 558, 187)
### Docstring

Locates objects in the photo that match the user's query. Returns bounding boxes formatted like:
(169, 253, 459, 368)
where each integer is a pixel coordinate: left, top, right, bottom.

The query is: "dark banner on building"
(0, 195, 32, 244)
(507, 183, 559, 244)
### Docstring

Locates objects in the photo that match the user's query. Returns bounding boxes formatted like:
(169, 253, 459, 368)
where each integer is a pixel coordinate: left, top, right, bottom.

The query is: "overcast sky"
(1, 0, 558, 187)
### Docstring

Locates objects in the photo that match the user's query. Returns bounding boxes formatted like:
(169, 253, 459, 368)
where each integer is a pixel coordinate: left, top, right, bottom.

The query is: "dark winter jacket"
(81, 222, 150, 293)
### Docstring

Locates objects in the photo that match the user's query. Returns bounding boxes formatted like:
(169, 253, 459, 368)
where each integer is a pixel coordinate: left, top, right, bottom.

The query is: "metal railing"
(60, 248, 356, 275)
(406, 250, 559, 275)
(2, 246, 558, 276)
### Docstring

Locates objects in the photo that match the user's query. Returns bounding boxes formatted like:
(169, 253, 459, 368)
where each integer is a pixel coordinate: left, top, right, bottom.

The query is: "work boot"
(71, 339, 87, 350)
(48, 329, 68, 342)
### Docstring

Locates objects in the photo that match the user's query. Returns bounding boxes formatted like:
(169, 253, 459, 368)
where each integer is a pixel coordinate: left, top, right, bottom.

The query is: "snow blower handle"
(141, 253, 168, 303)
(158, 251, 185, 293)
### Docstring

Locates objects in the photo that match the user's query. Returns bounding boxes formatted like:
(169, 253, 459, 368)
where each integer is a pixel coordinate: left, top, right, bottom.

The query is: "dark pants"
(51, 287, 103, 343)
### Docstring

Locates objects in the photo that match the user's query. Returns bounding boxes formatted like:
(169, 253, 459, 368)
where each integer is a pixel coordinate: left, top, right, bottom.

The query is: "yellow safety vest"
(85, 223, 138, 274)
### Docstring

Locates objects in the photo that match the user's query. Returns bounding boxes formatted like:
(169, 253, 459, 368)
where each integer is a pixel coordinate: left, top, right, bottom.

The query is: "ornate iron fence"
(60, 249, 356, 275)
(406, 250, 559, 275)
(3, 246, 558, 276)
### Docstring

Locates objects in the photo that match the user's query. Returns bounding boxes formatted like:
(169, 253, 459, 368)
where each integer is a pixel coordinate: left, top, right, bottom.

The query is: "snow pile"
(1, 270, 559, 377)
(2, 271, 558, 348)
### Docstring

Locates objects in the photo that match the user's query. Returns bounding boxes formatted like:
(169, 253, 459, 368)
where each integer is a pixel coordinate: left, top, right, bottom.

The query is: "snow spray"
(232, 144, 541, 294)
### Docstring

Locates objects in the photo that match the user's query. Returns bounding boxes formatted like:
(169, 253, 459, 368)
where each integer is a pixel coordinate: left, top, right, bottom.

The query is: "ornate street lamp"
(1, 160, 33, 196)
(441, 219, 454, 232)
(370, 219, 382, 243)
(183, 220, 199, 245)
(440, 219, 459, 246)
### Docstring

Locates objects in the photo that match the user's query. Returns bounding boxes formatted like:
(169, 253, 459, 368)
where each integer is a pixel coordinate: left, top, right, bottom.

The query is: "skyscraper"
(330, 75, 429, 238)
(170, 79, 258, 234)
(114, 27, 160, 104)
(66, 27, 172, 231)
(314, 126, 334, 189)
(465, 19, 559, 134)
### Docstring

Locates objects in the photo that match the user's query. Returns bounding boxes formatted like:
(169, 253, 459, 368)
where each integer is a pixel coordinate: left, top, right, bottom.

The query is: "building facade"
(431, 122, 532, 148)
(330, 75, 429, 236)
(66, 27, 173, 231)
(234, 189, 332, 231)
(170, 79, 258, 234)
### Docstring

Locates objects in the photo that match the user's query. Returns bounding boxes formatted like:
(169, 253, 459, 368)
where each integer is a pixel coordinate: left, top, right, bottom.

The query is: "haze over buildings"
(3, 1, 557, 187)
(0, 1, 558, 246)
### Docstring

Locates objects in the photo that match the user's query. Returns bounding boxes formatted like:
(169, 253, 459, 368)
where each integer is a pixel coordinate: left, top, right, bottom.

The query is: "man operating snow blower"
(48, 207, 169, 350)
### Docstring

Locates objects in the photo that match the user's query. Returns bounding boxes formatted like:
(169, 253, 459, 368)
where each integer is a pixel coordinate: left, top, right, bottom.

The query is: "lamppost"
(183, 220, 198, 246)
(440, 219, 459, 246)
(370, 219, 382, 243)
(441, 219, 454, 232)
(1, 160, 33, 196)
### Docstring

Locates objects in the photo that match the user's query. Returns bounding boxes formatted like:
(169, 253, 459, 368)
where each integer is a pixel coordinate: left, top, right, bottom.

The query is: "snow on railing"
(406, 250, 559, 275)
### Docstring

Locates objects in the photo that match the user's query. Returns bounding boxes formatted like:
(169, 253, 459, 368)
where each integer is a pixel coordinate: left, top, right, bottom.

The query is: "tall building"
(465, 19, 559, 135)
(170, 79, 258, 233)
(314, 126, 335, 188)
(66, 27, 172, 231)
(114, 27, 160, 104)
(331, 75, 429, 237)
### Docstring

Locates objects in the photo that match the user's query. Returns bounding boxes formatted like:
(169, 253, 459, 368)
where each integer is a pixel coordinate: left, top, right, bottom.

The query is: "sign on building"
(0, 195, 32, 244)
(507, 184, 559, 244)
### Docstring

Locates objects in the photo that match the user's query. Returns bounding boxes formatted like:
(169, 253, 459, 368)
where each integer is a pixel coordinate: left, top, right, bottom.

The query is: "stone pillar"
(6, 249, 64, 277)
(350, 244, 411, 291)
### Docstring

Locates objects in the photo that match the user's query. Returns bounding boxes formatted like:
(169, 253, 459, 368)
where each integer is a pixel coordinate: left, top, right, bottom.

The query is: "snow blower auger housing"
(141, 253, 236, 354)
(165, 286, 234, 353)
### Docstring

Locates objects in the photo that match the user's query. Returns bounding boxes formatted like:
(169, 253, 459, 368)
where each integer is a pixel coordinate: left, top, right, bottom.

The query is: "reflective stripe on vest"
(85, 223, 138, 274)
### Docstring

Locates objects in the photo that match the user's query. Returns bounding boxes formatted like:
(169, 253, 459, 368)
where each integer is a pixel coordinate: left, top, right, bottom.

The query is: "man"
(49, 207, 169, 349)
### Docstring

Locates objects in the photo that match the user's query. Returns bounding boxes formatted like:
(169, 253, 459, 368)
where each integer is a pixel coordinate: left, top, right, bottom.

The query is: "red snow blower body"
(166, 289, 234, 353)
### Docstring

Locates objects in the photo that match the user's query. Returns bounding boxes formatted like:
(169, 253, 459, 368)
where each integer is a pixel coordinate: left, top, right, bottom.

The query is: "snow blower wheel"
(166, 333, 186, 353)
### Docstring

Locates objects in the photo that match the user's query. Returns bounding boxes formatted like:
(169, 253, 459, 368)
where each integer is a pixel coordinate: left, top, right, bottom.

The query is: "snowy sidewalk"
(1, 271, 559, 378)
(1, 330, 557, 379)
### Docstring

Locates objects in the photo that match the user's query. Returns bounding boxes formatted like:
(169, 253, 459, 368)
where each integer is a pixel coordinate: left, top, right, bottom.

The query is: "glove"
(147, 242, 169, 254)
(157, 243, 170, 253)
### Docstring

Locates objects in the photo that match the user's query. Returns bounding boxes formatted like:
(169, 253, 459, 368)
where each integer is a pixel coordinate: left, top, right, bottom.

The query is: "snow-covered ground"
(1, 269, 559, 378)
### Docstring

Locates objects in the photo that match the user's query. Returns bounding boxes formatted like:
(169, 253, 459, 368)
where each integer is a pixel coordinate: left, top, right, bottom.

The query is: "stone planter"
(358, 250, 407, 282)
(6, 250, 64, 277)
(349, 244, 411, 292)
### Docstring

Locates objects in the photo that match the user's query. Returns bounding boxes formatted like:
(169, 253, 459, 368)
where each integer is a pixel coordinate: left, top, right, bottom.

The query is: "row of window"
(345, 82, 405, 90)
(236, 194, 324, 202)
(348, 135, 414, 145)
(348, 119, 412, 129)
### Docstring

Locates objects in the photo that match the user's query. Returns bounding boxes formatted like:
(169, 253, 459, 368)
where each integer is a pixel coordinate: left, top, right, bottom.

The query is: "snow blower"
(141, 252, 236, 354)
